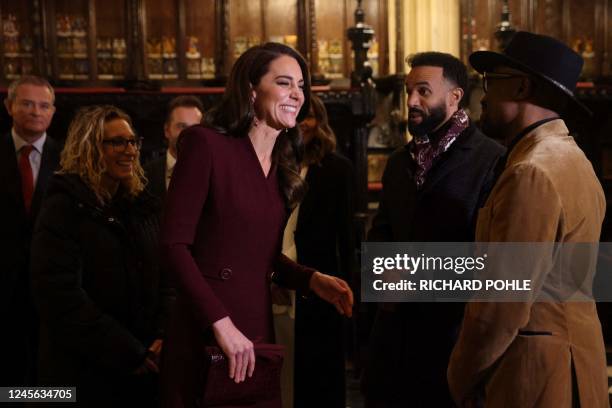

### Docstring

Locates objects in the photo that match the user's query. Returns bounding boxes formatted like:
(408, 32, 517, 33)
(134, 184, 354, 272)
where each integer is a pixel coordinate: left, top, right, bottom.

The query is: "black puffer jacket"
(31, 173, 174, 406)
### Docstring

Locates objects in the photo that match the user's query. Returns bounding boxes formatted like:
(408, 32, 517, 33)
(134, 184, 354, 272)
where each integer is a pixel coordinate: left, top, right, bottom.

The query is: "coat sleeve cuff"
(272, 254, 316, 294)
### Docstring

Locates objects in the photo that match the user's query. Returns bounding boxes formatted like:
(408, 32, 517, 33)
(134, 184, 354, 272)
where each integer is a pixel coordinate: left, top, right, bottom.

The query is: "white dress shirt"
(165, 150, 176, 189)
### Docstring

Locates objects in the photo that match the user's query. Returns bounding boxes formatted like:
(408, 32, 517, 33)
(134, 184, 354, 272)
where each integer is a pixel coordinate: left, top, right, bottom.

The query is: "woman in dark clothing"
(31, 105, 173, 407)
(274, 94, 354, 408)
(293, 95, 354, 408)
(159, 43, 353, 408)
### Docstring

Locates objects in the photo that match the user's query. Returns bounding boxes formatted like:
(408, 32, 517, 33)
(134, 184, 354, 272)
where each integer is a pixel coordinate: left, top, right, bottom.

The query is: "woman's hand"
(309, 271, 354, 317)
(148, 338, 163, 367)
(133, 355, 159, 375)
(133, 339, 163, 375)
(211, 316, 255, 383)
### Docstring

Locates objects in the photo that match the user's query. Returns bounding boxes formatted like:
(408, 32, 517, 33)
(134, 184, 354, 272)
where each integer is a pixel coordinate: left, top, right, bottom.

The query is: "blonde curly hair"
(59, 105, 145, 204)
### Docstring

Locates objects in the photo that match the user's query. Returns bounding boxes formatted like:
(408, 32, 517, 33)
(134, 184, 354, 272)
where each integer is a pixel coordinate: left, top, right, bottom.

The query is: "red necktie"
(19, 145, 34, 213)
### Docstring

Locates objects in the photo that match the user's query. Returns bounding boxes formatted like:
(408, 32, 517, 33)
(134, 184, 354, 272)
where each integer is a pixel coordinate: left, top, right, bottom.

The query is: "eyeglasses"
(482, 72, 527, 93)
(102, 137, 143, 153)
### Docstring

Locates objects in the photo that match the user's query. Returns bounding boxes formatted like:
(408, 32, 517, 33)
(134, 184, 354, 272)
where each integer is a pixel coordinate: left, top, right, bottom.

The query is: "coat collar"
(47, 172, 160, 224)
(506, 119, 569, 167)
(417, 124, 478, 196)
(0, 132, 21, 200)
(11, 129, 47, 155)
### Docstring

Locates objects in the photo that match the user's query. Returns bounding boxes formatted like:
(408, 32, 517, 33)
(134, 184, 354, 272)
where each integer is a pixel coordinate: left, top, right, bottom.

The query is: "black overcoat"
(293, 152, 354, 408)
(362, 124, 505, 407)
(31, 173, 174, 407)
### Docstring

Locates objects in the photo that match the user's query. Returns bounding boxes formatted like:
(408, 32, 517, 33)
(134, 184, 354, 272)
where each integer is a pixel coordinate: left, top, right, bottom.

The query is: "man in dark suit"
(0, 75, 60, 386)
(361, 52, 505, 407)
(144, 95, 203, 201)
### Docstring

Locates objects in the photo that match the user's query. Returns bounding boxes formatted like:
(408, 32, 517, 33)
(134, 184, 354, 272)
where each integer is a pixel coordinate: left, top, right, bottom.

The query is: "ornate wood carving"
(542, 0, 562, 38)
(213, 0, 229, 79)
(87, 0, 97, 80)
(177, 0, 187, 79)
(130, 0, 146, 81)
(32, 0, 46, 76)
(377, 0, 388, 75)
(602, 0, 610, 76)
(487, 0, 496, 49)
(394, 0, 403, 73)
(308, 0, 318, 75)
(562, 0, 571, 43)
(296, 0, 308, 59)
(260, 0, 267, 42)
(347, 0, 374, 86)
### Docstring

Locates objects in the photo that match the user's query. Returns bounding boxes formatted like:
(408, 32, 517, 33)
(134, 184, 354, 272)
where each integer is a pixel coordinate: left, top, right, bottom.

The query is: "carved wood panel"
(0, 0, 389, 85)
(461, 0, 611, 80)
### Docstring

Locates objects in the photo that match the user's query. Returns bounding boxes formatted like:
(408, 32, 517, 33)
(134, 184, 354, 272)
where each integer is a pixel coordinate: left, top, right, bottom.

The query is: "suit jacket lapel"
(0, 132, 24, 212)
(30, 137, 60, 219)
(419, 128, 475, 197)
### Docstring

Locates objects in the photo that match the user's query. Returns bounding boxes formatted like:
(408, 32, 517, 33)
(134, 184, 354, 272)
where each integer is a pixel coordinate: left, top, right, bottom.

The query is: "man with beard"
(361, 52, 505, 407)
(448, 32, 608, 408)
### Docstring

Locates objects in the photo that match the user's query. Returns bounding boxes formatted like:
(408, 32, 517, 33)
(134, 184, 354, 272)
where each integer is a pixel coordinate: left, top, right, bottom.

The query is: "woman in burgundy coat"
(159, 43, 354, 408)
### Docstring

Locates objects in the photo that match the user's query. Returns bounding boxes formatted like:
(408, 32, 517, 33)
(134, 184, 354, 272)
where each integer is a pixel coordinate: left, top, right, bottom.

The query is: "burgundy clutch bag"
(201, 343, 284, 406)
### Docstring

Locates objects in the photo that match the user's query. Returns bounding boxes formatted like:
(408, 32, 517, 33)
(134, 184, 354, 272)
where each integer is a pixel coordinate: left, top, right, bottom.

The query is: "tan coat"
(448, 120, 609, 407)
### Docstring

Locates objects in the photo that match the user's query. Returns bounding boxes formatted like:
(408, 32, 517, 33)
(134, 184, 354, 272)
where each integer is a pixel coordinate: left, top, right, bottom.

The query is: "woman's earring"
(250, 96, 259, 127)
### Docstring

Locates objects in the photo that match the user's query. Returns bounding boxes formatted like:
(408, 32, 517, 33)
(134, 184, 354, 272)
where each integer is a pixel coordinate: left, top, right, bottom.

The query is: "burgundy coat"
(159, 126, 315, 408)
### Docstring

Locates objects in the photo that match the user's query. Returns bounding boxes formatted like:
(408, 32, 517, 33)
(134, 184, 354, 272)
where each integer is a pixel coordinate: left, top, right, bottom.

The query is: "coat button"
(219, 268, 232, 280)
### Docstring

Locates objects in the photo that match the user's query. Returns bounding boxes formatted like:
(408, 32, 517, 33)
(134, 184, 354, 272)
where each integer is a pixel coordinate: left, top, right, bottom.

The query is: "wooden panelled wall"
(0, 0, 389, 85)
(460, 0, 612, 79)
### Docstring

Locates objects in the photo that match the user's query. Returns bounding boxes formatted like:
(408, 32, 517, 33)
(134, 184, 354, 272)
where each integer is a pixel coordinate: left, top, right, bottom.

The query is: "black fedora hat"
(470, 31, 591, 117)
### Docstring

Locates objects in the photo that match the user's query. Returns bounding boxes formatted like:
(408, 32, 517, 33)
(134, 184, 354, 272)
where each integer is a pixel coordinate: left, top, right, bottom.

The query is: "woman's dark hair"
(204, 42, 311, 209)
(303, 94, 336, 165)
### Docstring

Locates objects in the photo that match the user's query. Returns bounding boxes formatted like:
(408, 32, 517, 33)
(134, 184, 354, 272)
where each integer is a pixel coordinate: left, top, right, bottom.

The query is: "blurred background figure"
(273, 93, 354, 408)
(144, 95, 203, 202)
(31, 105, 174, 407)
(0, 75, 59, 388)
